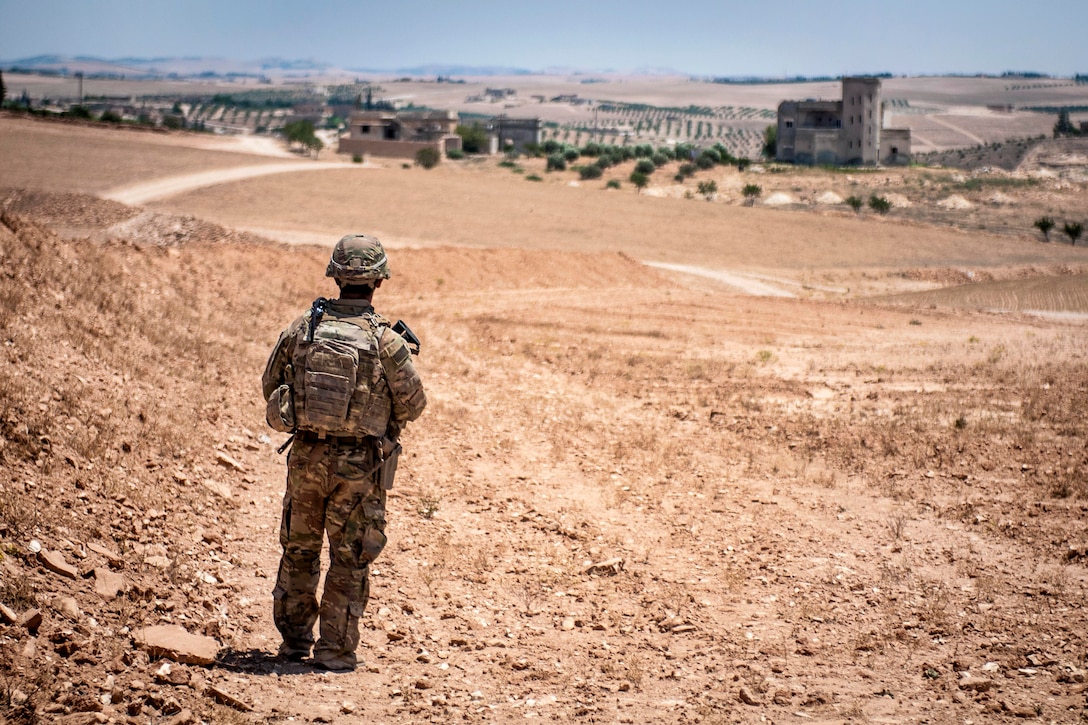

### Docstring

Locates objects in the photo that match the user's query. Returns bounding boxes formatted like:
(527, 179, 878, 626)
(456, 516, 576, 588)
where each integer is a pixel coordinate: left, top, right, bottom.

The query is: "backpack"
(288, 299, 393, 438)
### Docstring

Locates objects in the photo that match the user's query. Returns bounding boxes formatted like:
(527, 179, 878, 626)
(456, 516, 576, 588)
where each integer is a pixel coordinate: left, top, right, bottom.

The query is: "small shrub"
(351, 154, 363, 164)
(446, 149, 465, 160)
(563, 148, 580, 162)
(579, 164, 603, 180)
(742, 183, 762, 205)
(415, 147, 441, 169)
(845, 195, 863, 213)
(498, 159, 516, 168)
(99, 110, 122, 123)
(630, 171, 649, 193)
(1034, 216, 1055, 241)
(526, 174, 543, 182)
(696, 180, 718, 199)
(581, 141, 603, 157)
(651, 153, 669, 168)
(546, 154, 567, 172)
(1063, 221, 1082, 246)
(737, 157, 751, 171)
(868, 195, 891, 215)
(418, 494, 441, 519)
(634, 159, 655, 175)
(606, 179, 621, 189)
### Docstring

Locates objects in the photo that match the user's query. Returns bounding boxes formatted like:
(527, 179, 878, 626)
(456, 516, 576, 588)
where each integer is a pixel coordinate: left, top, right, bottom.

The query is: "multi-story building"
(776, 77, 911, 166)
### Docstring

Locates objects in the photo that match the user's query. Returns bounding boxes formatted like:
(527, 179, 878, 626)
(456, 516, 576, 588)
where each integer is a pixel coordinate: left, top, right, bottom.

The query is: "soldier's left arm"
(378, 328, 426, 426)
(261, 317, 304, 401)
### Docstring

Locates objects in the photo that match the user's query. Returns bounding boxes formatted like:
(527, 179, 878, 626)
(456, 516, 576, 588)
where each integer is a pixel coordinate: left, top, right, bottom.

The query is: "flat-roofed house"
(338, 109, 462, 159)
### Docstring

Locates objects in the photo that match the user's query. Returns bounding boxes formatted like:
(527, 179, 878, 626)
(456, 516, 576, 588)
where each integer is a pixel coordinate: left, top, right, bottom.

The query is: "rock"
(202, 478, 233, 500)
(1002, 700, 1038, 718)
(164, 709, 196, 725)
(145, 555, 172, 568)
(341, 701, 356, 714)
(52, 596, 81, 619)
(739, 686, 761, 705)
(87, 542, 124, 567)
(94, 568, 126, 600)
(561, 617, 576, 631)
(215, 451, 245, 472)
(38, 549, 79, 579)
(582, 558, 624, 576)
(206, 684, 252, 712)
(132, 625, 219, 666)
(958, 675, 993, 692)
(0, 601, 18, 623)
(16, 608, 43, 633)
(50, 713, 108, 724)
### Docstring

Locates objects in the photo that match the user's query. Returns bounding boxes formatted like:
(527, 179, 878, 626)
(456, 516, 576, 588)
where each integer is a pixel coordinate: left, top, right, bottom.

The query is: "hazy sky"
(2, 0, 1085, 77)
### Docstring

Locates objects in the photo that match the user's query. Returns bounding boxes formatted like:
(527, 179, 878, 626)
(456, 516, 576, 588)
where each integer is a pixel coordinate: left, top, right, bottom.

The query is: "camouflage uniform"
(262, 235, 425, 671)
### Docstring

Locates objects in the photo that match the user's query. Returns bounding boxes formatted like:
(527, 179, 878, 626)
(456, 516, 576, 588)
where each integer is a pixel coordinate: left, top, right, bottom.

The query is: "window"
(785, 120, 794, 128)
(361, 125, 371, 133)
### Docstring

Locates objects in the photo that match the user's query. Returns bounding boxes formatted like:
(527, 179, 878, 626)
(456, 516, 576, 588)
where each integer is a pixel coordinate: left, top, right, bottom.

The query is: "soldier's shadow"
(216, 647, 318, 676)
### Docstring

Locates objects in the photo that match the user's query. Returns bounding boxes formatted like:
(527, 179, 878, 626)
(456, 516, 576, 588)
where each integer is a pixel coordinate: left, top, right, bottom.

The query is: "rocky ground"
(1, 118, 1088, 723)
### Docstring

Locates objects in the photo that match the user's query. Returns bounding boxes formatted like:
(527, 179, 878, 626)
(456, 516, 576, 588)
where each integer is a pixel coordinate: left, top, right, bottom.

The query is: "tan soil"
(1, 115, 1087, 724)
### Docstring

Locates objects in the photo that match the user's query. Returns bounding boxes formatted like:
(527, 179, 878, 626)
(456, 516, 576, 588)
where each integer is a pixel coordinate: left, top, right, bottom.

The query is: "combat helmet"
(325, 233, 391, 284)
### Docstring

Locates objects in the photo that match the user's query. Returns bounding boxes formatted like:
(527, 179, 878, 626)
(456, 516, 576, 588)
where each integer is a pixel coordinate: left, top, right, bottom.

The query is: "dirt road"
(101, 161, 370, 206)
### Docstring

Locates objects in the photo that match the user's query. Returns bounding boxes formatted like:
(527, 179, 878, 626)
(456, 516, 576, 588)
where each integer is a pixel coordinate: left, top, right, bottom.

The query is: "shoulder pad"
(379, 328, 412, 367)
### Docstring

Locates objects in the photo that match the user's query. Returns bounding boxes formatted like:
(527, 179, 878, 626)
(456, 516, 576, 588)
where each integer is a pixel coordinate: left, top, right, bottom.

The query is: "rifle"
(307, 297, 329, 342)
(391, 319, 421, 356)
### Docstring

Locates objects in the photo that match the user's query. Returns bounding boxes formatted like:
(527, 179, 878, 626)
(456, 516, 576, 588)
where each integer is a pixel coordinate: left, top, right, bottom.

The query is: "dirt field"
(1, 115, 1088, 724)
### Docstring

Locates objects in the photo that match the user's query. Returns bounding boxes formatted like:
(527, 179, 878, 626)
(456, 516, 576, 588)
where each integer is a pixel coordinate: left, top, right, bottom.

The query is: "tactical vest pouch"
(292, 316, 392, 438)
(265, 384, 295, 433)
(299, 339, 358, 431)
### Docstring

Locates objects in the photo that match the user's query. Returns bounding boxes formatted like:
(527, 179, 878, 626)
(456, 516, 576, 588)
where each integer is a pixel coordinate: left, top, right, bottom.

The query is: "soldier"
(262, 234, 426, 671)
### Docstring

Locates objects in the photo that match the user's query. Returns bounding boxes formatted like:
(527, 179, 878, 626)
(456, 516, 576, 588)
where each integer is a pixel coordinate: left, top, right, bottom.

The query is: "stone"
(958, 675, 993, 693)
(87, 542, 124, 567)
(164, 709, 196, 725)
(582, 557, 624, 576)
(38, 549, 79, 580)
(206, 684, 252, 712)
(1002, 700, 1038, 718)
(215, 451, 245, 472)
(52, 596, 81, 619)
(16, 608, 43, 632)
(132, 625, 219, 666)
(202, 478, 233, 500)
(739, 686, 761, 705)
(94, 568, 126, 600)
(561, 617, 576, 631)
(0, 601, 18, 623)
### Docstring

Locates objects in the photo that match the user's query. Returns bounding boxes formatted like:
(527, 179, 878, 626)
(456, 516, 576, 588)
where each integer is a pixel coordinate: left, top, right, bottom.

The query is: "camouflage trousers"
(273, 438, 387, 667)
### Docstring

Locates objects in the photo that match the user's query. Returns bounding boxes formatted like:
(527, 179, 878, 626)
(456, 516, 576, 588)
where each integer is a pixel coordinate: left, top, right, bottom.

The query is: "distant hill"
(2, 55, 690, 80)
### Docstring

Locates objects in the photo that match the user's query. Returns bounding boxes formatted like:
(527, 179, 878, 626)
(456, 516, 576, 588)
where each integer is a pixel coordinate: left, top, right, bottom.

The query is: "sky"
(2, 0, 1086, 78)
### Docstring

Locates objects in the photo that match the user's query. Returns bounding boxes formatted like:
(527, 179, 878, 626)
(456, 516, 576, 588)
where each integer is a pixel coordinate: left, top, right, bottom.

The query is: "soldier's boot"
(311, 566, 369, 672)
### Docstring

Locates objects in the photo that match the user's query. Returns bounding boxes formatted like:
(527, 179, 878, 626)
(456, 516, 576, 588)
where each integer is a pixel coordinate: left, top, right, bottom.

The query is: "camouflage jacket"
(262, 298, 426, 435)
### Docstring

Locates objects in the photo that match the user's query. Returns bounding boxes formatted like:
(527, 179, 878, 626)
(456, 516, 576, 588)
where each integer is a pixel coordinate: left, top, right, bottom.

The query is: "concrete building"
(776, 77, 911, 166)
(487, 116, 543, 154)
(338, 109, 462, 159)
